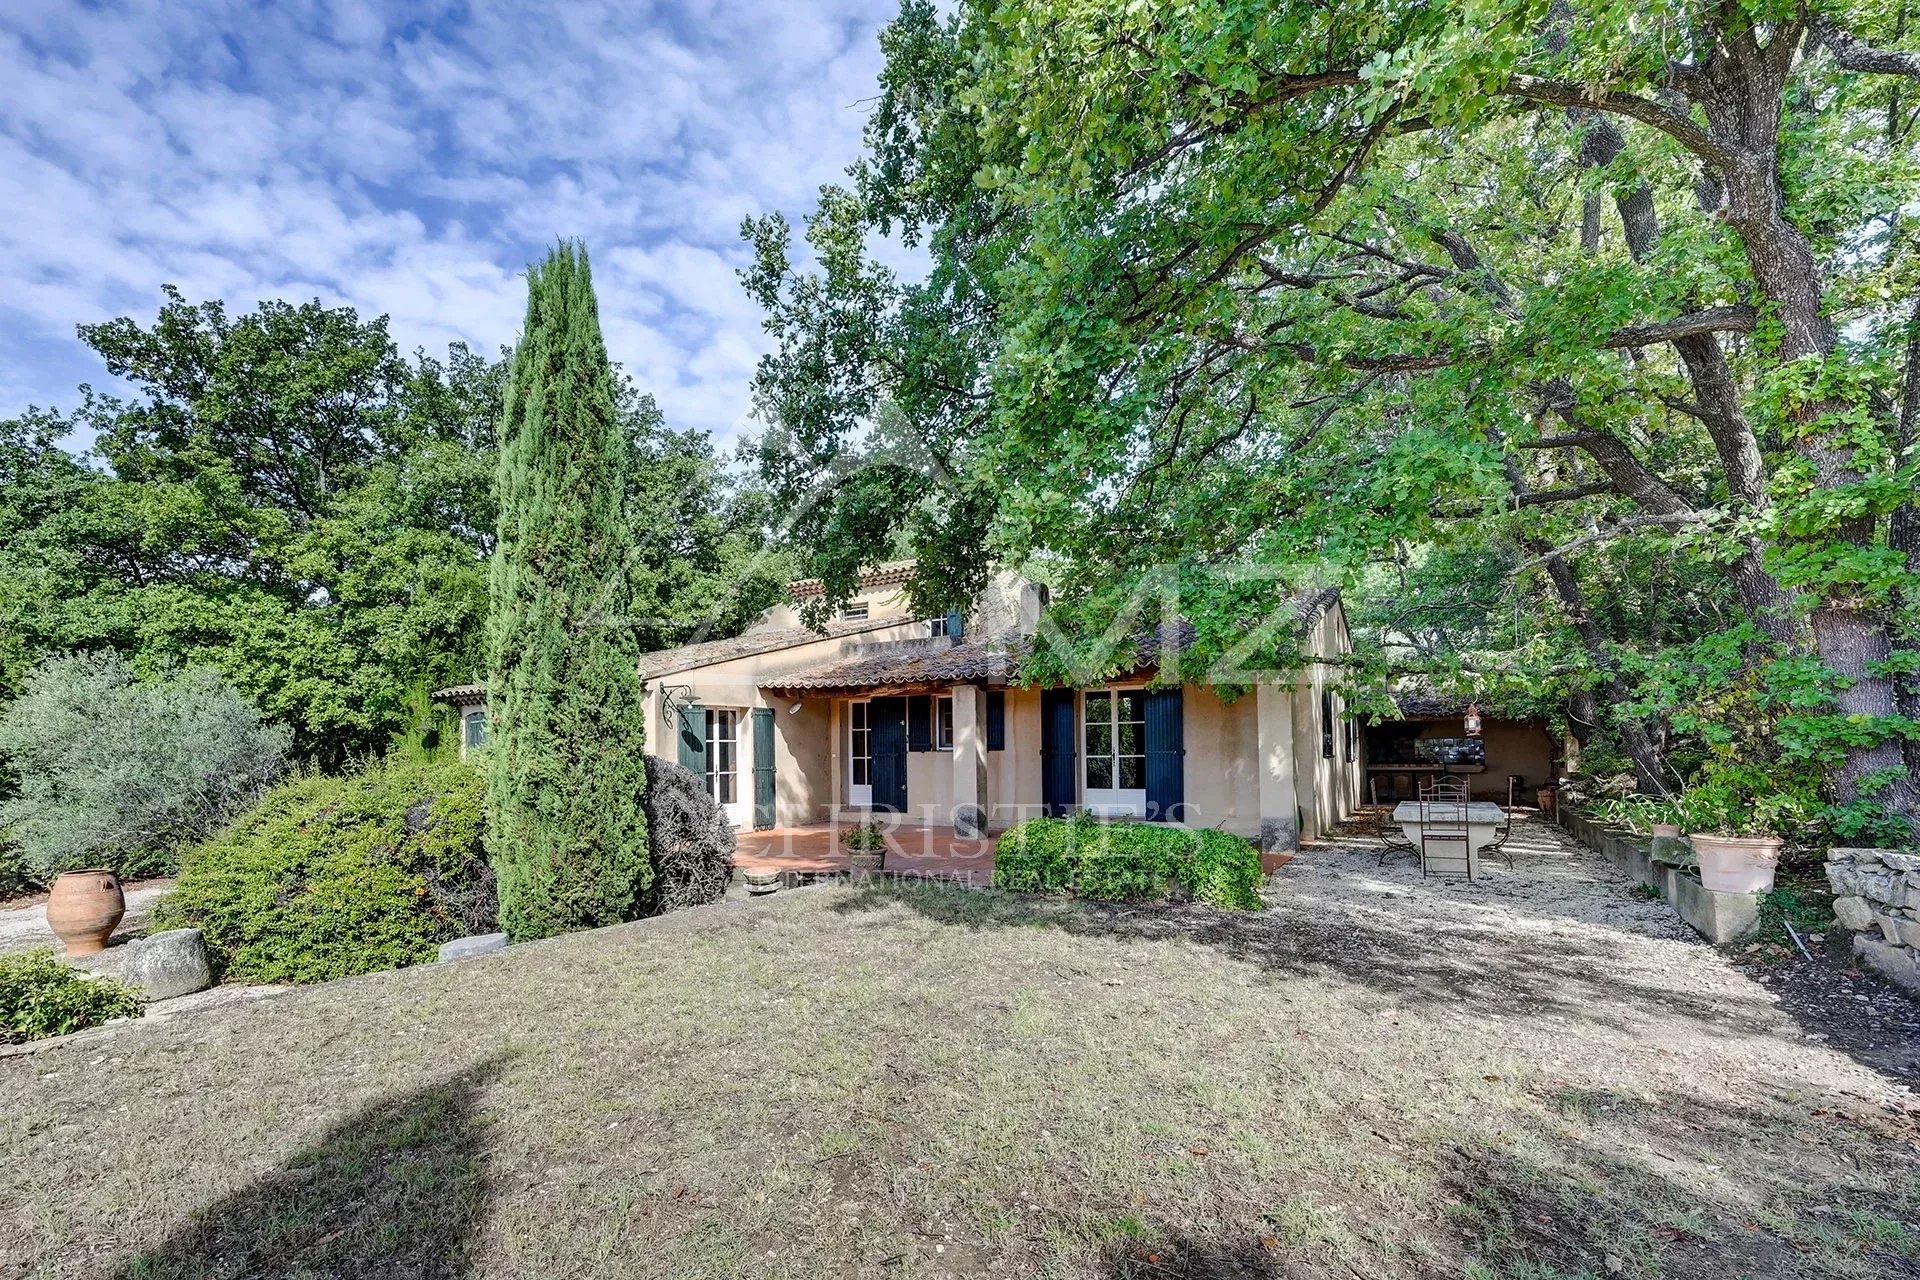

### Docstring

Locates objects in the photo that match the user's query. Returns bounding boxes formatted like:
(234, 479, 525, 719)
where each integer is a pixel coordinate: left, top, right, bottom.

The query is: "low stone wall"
(1558, 806, 1760, 944)
(1825, 848, 1920, 994)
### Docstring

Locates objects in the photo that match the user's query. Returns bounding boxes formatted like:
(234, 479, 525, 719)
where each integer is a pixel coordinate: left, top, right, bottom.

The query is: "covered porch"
(732, 816, 1003, 882)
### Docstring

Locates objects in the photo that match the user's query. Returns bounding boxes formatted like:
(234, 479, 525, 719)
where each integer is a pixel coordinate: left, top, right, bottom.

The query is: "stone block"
(1826, 865, 1860, 896)
(1854, 935, 1920, 996)
(1833, 895, 1875, 930)
(953, 804, 988, 839)
(1880, 914, 1906, 945)
(1649, 835, 1694, 868)
(1259, 815, 1299, 854)
(125, 929, 213, 1000)
(1881, 852, 1920, 873)
(1861, 872, 1896, 903)
(1897, 919, 1920, 950)
(437, 932, 507, 962)
(1668, 873, 1762, 945)
(72, 929, 213, 1001)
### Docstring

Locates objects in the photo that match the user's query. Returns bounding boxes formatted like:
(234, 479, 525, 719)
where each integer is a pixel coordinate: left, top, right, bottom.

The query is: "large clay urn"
(1691, 835, 1782, 895)
(46, 869, 125, 955)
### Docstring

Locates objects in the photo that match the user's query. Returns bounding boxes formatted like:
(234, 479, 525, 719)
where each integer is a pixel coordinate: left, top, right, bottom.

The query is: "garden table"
(1390, 801, 1510, 879)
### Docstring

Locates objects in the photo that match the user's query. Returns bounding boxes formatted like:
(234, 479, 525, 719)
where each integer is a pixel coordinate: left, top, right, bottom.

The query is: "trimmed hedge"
(992, 816, 1264, 909)
(152, 756, 493, 984)
(0, 949, 144, 1043)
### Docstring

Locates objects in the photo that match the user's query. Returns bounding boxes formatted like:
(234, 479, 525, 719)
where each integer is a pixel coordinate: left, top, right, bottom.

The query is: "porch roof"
(758, 621, 1218, 696)
(759, 635, 1029, 696)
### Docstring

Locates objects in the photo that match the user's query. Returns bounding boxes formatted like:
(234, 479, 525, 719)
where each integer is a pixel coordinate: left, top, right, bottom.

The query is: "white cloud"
(0, 0, 902, 443)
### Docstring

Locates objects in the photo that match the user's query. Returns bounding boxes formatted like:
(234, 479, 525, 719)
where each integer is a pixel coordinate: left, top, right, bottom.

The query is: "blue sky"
(0, 0, 905, 445)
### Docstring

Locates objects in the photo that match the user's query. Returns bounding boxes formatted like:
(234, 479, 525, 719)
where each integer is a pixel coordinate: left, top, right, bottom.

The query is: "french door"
(705, 709, 749, 827)
(1083, 689, 1147, 817)
(847, 699, 873, 807)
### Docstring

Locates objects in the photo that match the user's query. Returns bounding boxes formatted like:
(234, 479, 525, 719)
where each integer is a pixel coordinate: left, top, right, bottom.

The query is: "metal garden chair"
(1419, 798, 1473, 879)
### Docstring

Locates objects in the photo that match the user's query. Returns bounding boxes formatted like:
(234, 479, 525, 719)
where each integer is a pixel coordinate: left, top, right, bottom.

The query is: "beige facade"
(442, 564, 1363, 851)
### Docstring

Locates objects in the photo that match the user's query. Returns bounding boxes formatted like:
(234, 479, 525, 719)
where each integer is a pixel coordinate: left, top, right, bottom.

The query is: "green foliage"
(0, 839, 33, 900)
(0, 949, 143, 1043)
(0, 653, 288, 883)
(0, 297, 500, 764)
(1, 287, 781, 771)
(1757, 883, 1836, 952)
(485, 244, 652, 941)
(747, 0, 1920, 839)
(152, 756, 493, 984)
(993, 815, 1263, 909)
(1591, 793, 1684, 835)
(842, 819, 888, 853)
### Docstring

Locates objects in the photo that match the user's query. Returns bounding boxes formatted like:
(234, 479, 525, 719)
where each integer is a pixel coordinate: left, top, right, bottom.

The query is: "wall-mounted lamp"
(788, 700, 804, 715)
(1463, 702, 1483, 736)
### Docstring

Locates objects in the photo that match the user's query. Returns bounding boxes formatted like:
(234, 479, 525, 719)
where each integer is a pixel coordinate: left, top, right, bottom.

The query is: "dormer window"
(841, 601, 869, 621)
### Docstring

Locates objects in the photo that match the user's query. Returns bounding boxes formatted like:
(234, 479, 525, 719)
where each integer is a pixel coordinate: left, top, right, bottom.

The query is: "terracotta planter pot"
(1690, 834, 1782, 895)
(1536, 785, 1557, 815)
(1651, 823, 1683, 839)
(47, 869, 125, 955)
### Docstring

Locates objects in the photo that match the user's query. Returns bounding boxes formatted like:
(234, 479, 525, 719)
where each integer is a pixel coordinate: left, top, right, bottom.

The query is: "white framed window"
(927, 615, 950, 638)
(1083, 689, 1146, 816)
(842, 601, 869, 620)
(934, 695, 954, 750)
(848, 699, 873, 806)
(461, 709, 488, 751)
(705, 709, 738, 805)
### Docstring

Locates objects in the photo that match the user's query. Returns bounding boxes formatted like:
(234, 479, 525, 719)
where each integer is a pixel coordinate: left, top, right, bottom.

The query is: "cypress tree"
(485, 242, 650, 940)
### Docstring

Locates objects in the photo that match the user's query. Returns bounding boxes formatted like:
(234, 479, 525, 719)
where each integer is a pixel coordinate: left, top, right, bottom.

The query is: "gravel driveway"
(0, 879, 173, 957)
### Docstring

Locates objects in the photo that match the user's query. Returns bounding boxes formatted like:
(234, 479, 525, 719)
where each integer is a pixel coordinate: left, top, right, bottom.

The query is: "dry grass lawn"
(4, 830, 1919, 1279)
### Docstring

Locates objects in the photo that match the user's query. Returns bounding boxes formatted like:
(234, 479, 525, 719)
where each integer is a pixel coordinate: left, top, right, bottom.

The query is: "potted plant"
(843, 819, 887, 878)
(1671, 778, 1803, 894)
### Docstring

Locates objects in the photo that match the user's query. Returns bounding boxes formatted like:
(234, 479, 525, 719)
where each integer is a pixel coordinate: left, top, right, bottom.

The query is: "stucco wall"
(637, 617, 929, 827)
(1288, 604, 1364, 844)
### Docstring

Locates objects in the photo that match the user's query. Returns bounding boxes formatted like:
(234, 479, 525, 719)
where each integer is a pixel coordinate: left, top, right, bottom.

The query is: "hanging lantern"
(1464, 702, 1483, 736)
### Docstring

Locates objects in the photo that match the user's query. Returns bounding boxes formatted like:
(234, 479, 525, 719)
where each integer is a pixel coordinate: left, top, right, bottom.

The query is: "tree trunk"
(1574, 112, 1801, 647)
(1684, 27, 1920, 831)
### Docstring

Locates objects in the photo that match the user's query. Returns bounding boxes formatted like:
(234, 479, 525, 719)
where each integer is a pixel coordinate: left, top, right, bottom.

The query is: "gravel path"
(0, 879, 173, 957)
(1272, 814, 1920, 1089)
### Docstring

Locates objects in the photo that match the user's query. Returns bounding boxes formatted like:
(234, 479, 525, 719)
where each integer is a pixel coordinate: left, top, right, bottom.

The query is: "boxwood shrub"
(152, 756, 493, 984)
(0, 949, 143, 1043)
(992, 815, 1264, 909)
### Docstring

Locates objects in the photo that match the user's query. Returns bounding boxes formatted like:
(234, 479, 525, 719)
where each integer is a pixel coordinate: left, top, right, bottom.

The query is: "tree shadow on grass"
(1086, 1083, 1920, 1280)
(118, 1055, 506, 1280)
(825, 880, 1782, 1043)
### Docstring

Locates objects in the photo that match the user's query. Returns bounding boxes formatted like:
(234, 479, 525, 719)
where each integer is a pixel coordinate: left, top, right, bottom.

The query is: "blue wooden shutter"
(986, 690, 1005, 751)
(1040, 688, 1077, 817)
(944, 609, 965, 641)
(751, 706, 775, 829)
(869, 697, 909, 811)
(1144, 688, 1185, 822)
(676, 702, 706, 776)
(907, 695, 933, 752)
